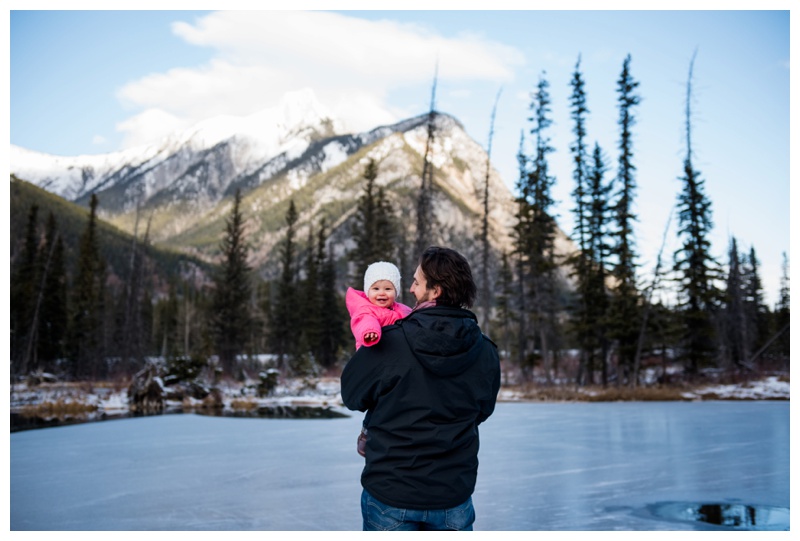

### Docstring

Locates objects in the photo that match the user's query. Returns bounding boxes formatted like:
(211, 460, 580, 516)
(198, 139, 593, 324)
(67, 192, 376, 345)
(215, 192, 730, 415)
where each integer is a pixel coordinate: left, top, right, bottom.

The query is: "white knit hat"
(364, 261, 402, 295)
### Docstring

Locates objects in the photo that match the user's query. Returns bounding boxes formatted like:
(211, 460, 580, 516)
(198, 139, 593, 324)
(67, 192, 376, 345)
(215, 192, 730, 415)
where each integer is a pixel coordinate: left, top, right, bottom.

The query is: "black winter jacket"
(340, 305, 501, 510)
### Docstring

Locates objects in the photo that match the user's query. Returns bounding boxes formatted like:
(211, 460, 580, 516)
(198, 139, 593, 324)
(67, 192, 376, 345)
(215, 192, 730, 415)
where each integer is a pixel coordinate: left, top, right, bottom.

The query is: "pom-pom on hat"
(364, 261, 402, 295)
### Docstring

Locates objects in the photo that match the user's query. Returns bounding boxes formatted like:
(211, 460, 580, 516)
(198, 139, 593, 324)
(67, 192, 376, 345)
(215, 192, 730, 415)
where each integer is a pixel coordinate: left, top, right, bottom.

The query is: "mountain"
(10, 176, 211, 289)
(10, 90, 577, 286)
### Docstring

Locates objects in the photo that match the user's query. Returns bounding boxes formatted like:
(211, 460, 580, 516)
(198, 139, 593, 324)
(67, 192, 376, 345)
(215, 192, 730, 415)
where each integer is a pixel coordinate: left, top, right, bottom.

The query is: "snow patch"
(686, 376, 790, 400)
(319, 141, 348, 173)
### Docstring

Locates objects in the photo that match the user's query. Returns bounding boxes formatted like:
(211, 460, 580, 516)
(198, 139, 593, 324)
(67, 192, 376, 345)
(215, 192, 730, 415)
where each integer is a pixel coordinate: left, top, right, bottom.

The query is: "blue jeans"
(361, 489, 475, 531)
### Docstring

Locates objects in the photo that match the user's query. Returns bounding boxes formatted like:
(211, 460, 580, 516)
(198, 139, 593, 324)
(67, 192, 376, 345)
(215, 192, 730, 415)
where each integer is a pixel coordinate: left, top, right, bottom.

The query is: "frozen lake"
(10, 401, 789, 531)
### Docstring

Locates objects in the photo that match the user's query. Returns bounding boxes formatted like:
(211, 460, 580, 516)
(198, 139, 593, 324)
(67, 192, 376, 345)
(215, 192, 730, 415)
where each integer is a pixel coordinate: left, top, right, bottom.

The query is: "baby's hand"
(364, 332, 378, 344)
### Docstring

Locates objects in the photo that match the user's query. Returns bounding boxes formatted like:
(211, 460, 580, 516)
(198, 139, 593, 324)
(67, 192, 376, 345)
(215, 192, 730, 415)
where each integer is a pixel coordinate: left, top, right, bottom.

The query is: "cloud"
(115, 10, 524, 148)
(116, 108, 190, 149)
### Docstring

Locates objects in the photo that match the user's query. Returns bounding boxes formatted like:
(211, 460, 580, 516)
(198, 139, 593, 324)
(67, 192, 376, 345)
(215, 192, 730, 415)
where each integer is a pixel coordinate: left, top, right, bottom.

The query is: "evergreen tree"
(673, 52, 721, 373)
(35, 212, 68, 371)
(567, 56, 594, 384)
(315, 220, 348, 368)
(298, 223, 322, 373)
(723, 237, 748, 367)
(569, 55, 590, 260)
(512, 131, 532, 374)
(211, 189, 253, 376)
(270, 199, 300, 370)
(743, 246, 770, 362)
(518, 72, 560, 383)
(154, 283, 181, 359)
(350, 159, 398, 282)
(772, 252, 790, 363)
(11, 204, 40, 374)
(492, 251, 516, 364)
(577, 143, 613, 385)
(67, 194, 107, 379)
(139, 287, 155, 358)
(251, 280, 272, 356)
(608, 54, 642, 385)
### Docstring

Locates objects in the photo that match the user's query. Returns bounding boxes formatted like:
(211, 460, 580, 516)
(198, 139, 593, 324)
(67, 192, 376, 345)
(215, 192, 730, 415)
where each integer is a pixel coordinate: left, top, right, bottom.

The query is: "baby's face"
(367, 280, 397, 308)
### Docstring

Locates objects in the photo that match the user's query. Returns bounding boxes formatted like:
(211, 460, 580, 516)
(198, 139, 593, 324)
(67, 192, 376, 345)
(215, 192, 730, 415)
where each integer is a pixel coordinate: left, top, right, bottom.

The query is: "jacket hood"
(399, 306, 485, 377)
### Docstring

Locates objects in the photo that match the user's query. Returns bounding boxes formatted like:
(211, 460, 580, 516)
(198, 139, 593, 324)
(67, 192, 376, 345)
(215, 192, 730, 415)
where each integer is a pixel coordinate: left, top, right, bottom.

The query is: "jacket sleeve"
(476, 339, 501, 425)
(346, 288, 382, 347)
(340, 346, 384, 413)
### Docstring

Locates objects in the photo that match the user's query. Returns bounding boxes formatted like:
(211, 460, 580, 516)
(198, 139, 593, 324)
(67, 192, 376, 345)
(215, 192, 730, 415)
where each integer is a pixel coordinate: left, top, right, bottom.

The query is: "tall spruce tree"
(743, 246, 770, 363)
(512, 131, 532, 373)
(723, 237, 747, 367)
(609, 54, 642, 385)
(579, 143, 613, 385)
(520, 72, 560, 383)
(673, 51, 721, 373)
(315, 220, 347, 367)
(772, 252, 790, 362)
(567, 56, 595, 384)
(569, 55, 590, 260)
(155, 282, 181, 358)
(35, 212, 68, 371)
(298, 223, 322, 372)
(270, 199, 300, 370)
(350, 158, 398, 282)
(24, 213, 68, 374)
(211, 189, 253, 377)
(67, 194, 107, 379)
(252, 280, 273, 356)
(11, 204, 40, 374)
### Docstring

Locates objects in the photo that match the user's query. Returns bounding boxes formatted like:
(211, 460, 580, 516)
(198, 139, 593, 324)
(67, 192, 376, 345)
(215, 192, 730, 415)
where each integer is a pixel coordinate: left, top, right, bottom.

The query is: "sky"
(4, 1, 794, 306)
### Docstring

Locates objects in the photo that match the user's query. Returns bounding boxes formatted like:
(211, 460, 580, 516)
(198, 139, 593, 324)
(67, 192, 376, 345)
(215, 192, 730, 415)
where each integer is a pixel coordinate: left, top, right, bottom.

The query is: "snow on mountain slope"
(11, 91, 577, 281)
(10, 88, 341, 203)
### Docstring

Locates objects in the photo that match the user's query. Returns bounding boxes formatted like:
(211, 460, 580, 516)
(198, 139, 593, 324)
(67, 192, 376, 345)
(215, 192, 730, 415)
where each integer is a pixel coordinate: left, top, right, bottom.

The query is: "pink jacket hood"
(346, 287, 412, 349)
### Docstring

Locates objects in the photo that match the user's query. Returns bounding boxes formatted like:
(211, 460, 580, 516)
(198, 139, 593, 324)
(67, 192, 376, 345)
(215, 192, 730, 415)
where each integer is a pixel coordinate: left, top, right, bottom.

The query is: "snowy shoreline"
(10, 374, 790, 431)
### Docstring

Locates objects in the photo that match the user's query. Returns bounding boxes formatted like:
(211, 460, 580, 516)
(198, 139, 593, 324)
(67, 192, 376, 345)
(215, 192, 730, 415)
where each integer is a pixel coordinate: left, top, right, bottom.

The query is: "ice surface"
(10, 402, 789, 531)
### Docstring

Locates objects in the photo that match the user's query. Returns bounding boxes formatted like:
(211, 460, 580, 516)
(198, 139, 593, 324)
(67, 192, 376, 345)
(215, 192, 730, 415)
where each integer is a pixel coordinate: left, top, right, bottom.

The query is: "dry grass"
(229, 399, 258, 411)
(582, 386, 691, 402)
(506, 384, 692, 402)
(19, 399, 98, 418)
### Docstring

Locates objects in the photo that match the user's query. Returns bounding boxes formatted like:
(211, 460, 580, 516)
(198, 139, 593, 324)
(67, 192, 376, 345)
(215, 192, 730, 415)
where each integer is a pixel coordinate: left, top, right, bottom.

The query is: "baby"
(345, 261, 412, 456)
(346, 261, 412, 349)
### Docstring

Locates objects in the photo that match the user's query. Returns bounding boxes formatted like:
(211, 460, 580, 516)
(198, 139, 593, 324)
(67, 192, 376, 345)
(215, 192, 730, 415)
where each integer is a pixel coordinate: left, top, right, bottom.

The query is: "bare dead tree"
(632, 207, 673, 386)
(414, 62, 439, 258)
(21, 232, 60, 376)
(480, 87, 503, 333)
(121, 205, 152, 372)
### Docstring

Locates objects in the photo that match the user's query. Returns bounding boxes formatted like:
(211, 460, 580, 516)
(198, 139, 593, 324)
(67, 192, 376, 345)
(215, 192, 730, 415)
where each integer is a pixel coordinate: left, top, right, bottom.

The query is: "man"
(341, 246, 501, 531)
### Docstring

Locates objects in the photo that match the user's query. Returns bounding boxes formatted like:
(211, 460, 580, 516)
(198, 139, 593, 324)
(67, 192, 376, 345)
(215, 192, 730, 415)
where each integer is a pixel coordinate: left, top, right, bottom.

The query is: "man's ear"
(430, 284, 442, 301)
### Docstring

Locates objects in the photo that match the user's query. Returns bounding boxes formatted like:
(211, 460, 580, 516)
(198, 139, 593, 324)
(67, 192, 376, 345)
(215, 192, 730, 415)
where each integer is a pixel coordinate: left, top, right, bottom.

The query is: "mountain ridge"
(10, 99, 577, 286)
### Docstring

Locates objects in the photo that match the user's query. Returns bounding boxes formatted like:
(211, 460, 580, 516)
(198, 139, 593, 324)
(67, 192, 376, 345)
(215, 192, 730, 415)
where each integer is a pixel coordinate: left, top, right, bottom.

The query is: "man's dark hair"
(419, 246, 477, 308)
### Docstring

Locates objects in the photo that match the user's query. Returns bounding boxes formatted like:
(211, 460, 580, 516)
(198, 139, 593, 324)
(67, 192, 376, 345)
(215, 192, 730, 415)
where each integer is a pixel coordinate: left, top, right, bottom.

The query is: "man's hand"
(357, 428, 367, 457)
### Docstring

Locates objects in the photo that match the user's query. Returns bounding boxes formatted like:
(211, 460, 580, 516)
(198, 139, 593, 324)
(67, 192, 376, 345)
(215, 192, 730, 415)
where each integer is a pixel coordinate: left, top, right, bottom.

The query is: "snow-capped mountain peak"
(10, 88, 342, 202)
(178, 87, 341, 152)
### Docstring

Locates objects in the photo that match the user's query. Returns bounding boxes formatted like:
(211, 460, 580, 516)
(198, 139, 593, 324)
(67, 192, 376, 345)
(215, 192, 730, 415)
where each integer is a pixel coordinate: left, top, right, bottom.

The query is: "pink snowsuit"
(346, 287, 412, 349)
